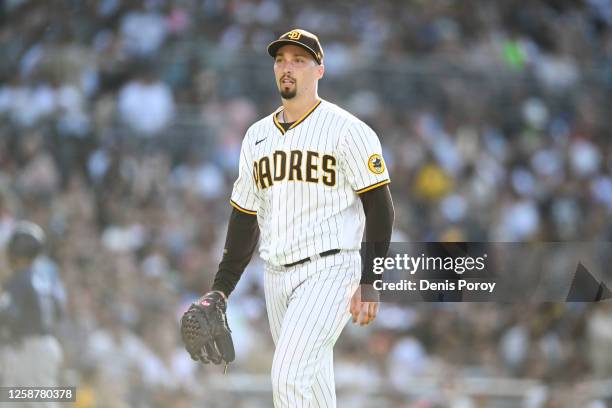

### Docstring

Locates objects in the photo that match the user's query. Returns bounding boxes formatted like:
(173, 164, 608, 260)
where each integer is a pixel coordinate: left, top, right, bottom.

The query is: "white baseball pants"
(264, 250, 361, 408)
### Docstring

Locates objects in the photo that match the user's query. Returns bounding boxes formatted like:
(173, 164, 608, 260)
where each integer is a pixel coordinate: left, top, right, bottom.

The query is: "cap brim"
(267, 39, 321, 64)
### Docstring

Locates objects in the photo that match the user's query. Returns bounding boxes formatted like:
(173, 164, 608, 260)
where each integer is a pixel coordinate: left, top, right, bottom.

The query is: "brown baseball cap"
(267, 29, 324, 65)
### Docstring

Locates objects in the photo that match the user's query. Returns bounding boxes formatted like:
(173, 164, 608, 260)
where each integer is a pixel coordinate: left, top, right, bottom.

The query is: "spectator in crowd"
(117, 64, 175, 136)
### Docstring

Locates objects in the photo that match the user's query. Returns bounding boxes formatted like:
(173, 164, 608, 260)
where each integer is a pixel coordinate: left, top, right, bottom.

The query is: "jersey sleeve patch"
(367, 154, 385, 175)
(339, 121, 390, 193)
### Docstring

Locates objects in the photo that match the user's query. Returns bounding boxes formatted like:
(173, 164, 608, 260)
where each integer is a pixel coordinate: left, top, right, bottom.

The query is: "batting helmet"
(7, 221, 46, 260)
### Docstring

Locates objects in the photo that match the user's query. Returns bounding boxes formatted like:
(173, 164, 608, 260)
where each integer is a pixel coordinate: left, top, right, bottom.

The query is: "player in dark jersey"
(0, 221, 66, 397)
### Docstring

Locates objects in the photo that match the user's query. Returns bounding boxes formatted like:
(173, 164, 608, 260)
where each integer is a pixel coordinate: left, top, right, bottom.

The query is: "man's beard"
(279, 78, 297, 99)
(280, 87, 297, 99)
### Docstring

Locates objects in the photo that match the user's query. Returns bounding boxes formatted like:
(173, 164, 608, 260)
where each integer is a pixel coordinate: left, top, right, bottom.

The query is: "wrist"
(196, 290, 227, 306)
(211, 290, 228, 301)
(360, 284, 379, 302)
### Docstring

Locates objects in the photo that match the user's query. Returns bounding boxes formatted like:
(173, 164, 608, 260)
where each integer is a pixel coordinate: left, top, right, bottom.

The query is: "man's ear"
(318, 64, 325, 79)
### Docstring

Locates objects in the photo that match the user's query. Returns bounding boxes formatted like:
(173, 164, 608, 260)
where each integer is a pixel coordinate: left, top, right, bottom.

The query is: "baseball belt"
(283, 249, 341, 268)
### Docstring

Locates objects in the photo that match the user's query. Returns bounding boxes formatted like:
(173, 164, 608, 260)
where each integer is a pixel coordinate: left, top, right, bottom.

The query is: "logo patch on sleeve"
(367, 154, 385, 174)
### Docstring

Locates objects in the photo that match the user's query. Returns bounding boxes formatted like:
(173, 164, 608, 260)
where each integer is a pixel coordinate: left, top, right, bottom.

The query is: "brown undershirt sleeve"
(359, 185, 394, 285)
(211, 208, 260, 298)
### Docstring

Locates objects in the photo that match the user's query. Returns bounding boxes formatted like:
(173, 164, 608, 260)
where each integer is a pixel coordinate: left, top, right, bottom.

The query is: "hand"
(350, 284, 379, 326)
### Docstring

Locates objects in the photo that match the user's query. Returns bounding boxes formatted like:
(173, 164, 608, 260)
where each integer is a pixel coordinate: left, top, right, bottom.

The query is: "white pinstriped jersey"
(230, 99, 390, 267)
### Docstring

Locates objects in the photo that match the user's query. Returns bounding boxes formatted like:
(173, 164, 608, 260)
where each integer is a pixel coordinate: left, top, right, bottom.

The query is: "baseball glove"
(180, 291, 235, 365)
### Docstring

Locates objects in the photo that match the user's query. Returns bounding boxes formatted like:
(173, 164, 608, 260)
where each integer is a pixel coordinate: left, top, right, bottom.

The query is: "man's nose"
(281, 62, 293, 74)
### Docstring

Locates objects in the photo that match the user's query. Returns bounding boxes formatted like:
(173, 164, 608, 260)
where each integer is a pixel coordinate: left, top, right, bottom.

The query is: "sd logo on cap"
(267, 29, 324, 65)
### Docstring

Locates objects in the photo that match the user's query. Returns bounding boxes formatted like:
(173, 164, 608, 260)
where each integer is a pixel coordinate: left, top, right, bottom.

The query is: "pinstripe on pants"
(264, 250, 361, 408)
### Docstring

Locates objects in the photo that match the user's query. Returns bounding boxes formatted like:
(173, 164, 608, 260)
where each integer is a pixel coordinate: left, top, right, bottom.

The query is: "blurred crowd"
(0, 0, 611, 406)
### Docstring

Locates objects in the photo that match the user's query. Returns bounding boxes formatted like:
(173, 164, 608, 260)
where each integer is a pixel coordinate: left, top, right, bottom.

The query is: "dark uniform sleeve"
(211, 208, 260, 298)
(359, 185, 394, 285)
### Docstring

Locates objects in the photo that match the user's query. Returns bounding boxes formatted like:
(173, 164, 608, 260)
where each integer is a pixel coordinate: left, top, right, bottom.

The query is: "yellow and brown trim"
(355, 179, 390, 195)
(273, 99, 322, 135)
(272, 112, 285, 134)
(230, 200, 257, 215)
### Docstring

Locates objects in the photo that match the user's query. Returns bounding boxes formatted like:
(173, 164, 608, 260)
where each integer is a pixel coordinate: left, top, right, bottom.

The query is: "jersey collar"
(273, 99, 322, 135)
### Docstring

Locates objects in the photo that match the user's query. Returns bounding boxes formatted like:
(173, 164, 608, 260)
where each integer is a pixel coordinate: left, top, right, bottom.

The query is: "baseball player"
(181, 29, 394, 407)
(0, 221, 66, 406)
